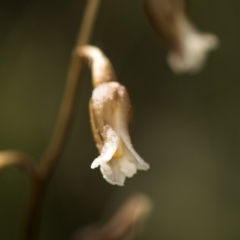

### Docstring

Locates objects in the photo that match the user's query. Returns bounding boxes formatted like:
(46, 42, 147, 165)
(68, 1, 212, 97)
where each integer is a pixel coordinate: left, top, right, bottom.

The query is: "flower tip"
(139, 163, 150, 171)
(201, 31, 219, 48)
(103, 175, 125, 187)
(203, 33, 220, 50)
(91, 161, 99, 169)
(145, 163, 150, 170)
(116, 182, 124, 187)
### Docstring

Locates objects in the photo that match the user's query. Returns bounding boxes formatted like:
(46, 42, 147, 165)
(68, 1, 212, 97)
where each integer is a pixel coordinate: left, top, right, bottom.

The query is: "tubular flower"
(89, 81, 149, 186)
(143, 0, 219, 73)
(78, 45, 149, 186)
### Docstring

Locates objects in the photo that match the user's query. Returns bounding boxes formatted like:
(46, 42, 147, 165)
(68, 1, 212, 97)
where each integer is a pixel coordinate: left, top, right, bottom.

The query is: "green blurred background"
(0, 0, 240, 239)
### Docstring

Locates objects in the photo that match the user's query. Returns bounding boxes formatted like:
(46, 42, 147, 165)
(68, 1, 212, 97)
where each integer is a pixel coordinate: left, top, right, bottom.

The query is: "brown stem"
(24, 178, 45, 240)
(77, 45, 117, 87)
(0, 151, 38, 177)
(23, 0, 101, 239)
(41, 0, 101, 180)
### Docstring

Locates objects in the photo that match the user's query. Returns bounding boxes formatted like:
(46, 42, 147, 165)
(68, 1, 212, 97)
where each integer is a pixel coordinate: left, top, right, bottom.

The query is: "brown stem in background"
(23, 0, 101, 239)
(0, 151, 38, 177)
(143, 0, 187, 53)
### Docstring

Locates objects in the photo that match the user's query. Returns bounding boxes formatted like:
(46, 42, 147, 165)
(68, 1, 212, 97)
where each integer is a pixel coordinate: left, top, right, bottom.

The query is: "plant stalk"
(23, 0, 101, 239)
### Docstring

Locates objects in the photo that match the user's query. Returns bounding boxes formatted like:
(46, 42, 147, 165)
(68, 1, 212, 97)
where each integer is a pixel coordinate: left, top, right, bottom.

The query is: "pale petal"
(120, 129, 150, 170)
(100, 161, 125, 186)
(91, 126, 119, 169)
(123, 147, 149, 171)
(119, 156, 137, 178)
(168, 31, 219, 73)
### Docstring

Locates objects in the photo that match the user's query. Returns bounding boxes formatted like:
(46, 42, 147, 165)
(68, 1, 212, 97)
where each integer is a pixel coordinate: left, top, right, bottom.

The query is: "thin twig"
(23, 1, 101, 239)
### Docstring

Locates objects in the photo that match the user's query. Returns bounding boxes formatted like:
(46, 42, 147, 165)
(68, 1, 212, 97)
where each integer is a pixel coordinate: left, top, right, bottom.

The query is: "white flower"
(89, 81, 149, 186)
(78, 45, 149, 186)
(167, 21, 219, 73)
(143, 0, 219, 73)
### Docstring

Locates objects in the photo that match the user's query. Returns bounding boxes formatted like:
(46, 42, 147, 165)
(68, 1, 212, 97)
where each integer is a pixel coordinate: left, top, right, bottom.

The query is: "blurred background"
(0, 0, 240, 239)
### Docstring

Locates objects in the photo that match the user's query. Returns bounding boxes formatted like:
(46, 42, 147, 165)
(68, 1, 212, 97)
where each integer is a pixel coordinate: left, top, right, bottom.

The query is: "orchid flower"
(78, 46, 149, 186)
(90, 81, 149, 186)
